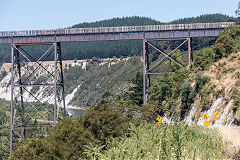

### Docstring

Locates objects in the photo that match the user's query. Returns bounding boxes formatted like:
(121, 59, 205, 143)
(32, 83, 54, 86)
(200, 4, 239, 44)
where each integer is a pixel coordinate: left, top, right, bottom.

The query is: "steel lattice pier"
(10, 42, 66, 154)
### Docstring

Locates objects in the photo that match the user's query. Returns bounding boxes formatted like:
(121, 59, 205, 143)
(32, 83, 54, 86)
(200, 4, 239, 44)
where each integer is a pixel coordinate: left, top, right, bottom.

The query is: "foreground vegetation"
(99, 123, 225, 160)
(8, 103, 227, 160)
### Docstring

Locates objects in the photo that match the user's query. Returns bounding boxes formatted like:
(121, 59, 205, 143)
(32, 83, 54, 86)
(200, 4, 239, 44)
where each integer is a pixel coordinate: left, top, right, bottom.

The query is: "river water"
(66, 108, 87, 118)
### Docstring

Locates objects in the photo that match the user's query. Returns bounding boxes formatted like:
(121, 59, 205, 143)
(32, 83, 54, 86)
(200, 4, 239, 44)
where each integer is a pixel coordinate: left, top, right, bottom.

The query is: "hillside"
(0, 14, 236, 63)
(184, 51, 240, 126)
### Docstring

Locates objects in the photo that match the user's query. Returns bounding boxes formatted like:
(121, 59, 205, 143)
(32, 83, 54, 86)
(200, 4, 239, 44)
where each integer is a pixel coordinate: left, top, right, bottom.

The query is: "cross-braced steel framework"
(10, 42, 66, 154)
(142, 38, 192, 104)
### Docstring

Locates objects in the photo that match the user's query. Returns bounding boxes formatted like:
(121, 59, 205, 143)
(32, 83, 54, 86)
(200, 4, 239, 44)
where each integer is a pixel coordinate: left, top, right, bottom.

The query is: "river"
(66, 108, 87, 118)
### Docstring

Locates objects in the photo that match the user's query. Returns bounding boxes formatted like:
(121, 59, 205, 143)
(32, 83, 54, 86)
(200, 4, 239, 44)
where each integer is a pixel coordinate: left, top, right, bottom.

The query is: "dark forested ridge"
(0, 14, 236, 63)
(71, 16, 163, 28)
(170, 14, 236, 24)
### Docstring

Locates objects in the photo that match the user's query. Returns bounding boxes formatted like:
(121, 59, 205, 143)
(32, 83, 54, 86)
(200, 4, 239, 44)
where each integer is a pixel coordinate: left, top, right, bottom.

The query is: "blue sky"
(0, 0, 238, 31)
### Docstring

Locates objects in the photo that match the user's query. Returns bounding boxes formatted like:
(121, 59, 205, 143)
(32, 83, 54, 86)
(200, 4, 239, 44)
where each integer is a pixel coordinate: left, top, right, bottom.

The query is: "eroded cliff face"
(0, 57, 136, 111)
(0, 59, 105, 108)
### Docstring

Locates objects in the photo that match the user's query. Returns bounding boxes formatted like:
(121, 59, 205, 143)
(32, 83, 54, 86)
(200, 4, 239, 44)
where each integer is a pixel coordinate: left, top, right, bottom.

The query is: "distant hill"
(72, 16, 163, 28)
(170, 14, 236, 24)
(0, 14, 237, 63)
(71, 14, 236, 28)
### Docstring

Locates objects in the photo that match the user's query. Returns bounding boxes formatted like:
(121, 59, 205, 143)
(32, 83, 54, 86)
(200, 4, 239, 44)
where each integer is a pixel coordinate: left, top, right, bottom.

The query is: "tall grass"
(92, 123, 225, 160)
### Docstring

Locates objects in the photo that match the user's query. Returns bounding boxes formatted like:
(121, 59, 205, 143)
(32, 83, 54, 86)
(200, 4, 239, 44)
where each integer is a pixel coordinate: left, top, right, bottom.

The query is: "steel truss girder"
(10, 42, 66, 154)
(142, 38, 192, 104)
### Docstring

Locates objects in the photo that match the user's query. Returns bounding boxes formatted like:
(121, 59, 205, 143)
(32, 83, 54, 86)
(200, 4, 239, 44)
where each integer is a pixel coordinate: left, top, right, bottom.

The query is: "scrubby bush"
(195, 72, 209, 93)
(78, 103, 127, 144)
(180, 81, 195, 119)
(171, 69, 188, 97)
(222, 25, 240, 39)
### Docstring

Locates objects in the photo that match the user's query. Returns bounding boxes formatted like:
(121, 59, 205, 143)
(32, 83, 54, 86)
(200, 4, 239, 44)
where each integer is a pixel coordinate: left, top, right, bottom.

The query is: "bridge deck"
(0, 22, 235, 44)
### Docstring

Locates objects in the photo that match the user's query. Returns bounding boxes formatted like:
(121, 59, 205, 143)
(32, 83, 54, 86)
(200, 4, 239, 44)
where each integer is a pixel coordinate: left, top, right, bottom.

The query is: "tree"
(236, 2, 240, 23)
(149, 74, 174, 104)
(129, 71, 143, 105)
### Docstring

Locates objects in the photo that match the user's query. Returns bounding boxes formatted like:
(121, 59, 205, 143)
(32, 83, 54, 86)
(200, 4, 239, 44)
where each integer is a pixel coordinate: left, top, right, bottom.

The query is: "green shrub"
(223, 68, 236, 73)
(212, 35, 235, 60)
(78, 103, 127, 144)
(236, 107, 240, 121)
(230, 87, 240, 106)
(193, 48, 215, 70)
(171, 69, 188, 97)
(9, 117, 95, 160)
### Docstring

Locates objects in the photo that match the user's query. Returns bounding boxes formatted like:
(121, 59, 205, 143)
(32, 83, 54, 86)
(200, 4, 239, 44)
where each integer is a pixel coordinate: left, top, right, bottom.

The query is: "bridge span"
(6, 22, 235, 154)
(0, 22, 235, 44)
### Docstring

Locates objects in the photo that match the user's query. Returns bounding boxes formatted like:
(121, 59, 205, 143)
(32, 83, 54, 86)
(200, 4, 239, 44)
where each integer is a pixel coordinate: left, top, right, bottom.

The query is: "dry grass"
(205, 52, 240, 98)
(216, 126, 240, 158)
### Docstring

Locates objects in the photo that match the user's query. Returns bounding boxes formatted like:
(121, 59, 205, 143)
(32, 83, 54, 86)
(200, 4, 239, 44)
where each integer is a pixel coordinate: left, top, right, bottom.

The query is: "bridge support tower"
(142, 38, 192, 104)
(10, 42, 66, 154)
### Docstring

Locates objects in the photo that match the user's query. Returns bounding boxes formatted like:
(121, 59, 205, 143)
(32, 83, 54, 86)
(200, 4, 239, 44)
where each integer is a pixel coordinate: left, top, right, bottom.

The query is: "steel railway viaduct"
(0, 22, 235, 154)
